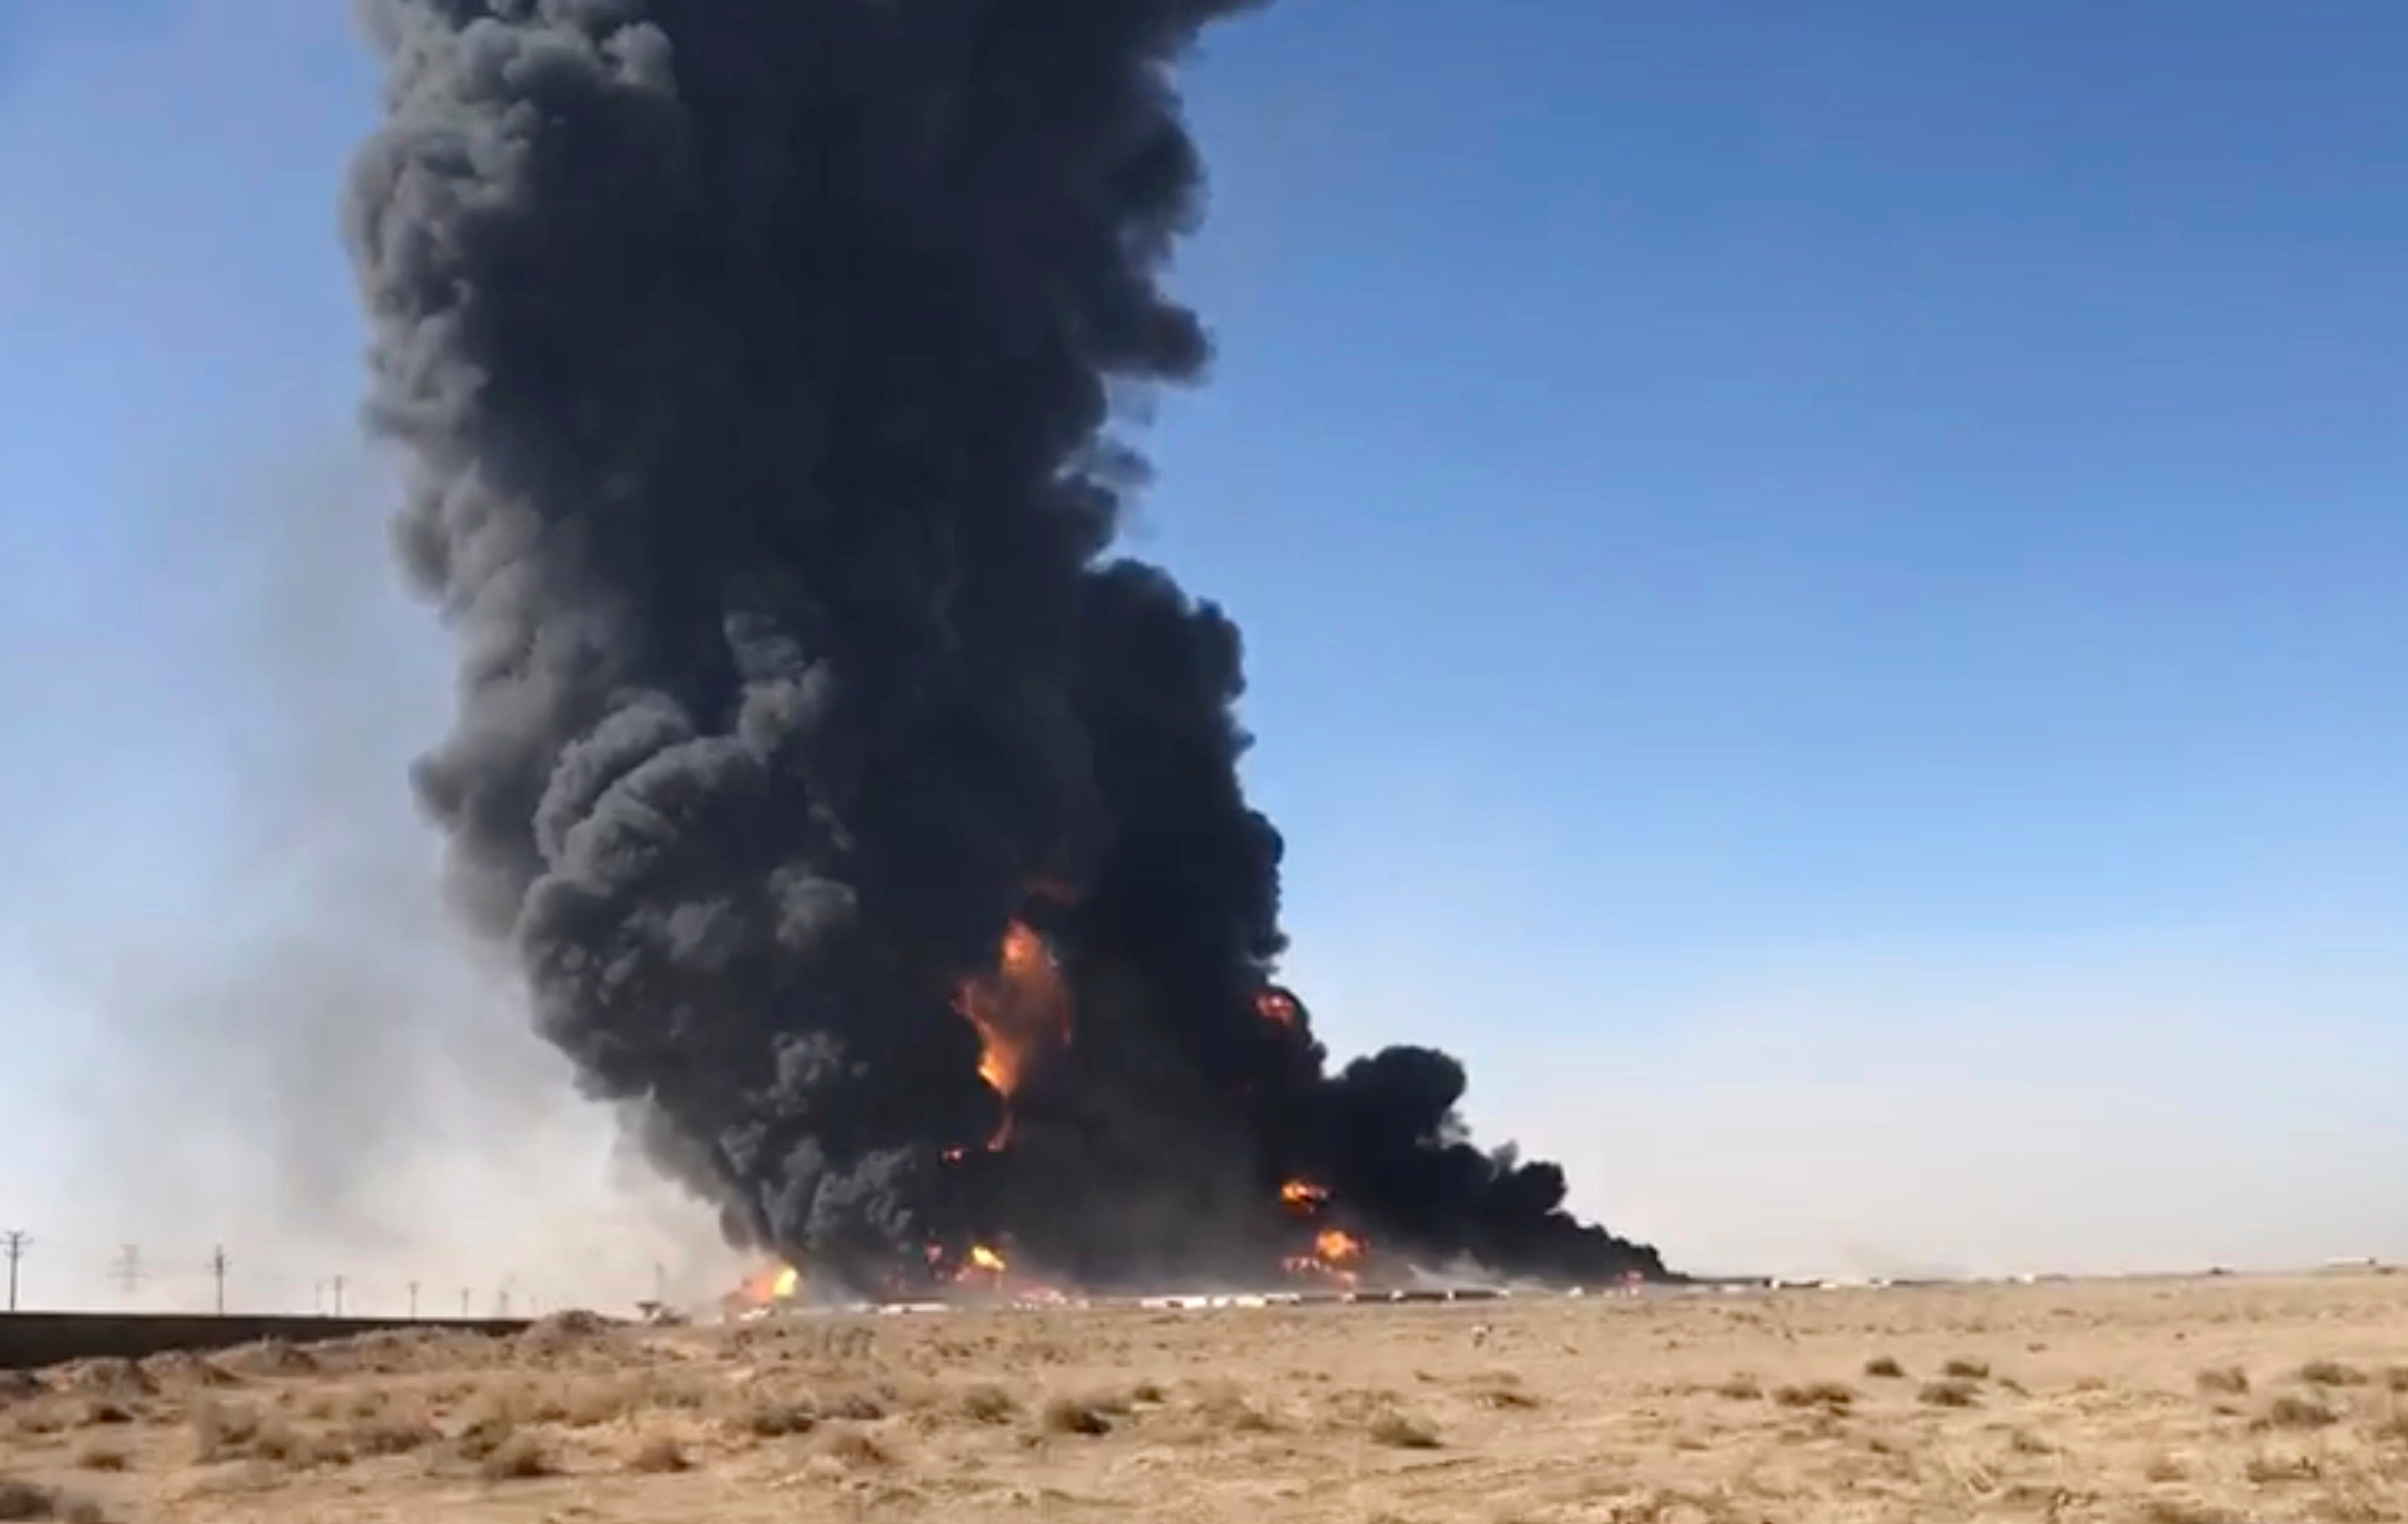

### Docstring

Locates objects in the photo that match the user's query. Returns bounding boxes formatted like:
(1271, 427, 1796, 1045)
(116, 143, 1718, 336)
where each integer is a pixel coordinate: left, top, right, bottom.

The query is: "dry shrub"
(349, 1409, 440, 1457)
(627, 1433, 689, 1473)
(519, 1309, 612, 1349)
(68, 1441, 126, 1475)
(2243, 1451, 2319, 1484)
(1715, 1376, 1762, 1401)
(957, 1386, 1016, 1424)
(2384, 1366, 2408, 1395)
(190, 1398, 262, 1462)
(0, 1479, 101, 1523)
(820, 1429, 889, 1467)
(11, 1403, 67, 1438)
(451, 1407, 520, 1463)
(729, 1395, 815, 1439)
(2195, 1365, 2250, 1396)
(0, 1482, 51, 1522)
(818, 1391, 887, 1423)
(1773, 1382, 1856, 1410)
(1367, 1411, 1440, 1450)
(2371, 1411, 2408, 1446)
(1477, 1386, 1540, 1410)
(1862, 1355, 1906, 1379)
(1191, 1388, 1274, 1434)
(2299, 1360, 2367, 1388)
(71, 1401, 132, 1430)
(0, 1374, 43, 1406)
(250, 1414, 343, 1468)
(2139, 1502, 2241, 1524)
(218, 1341, 317, 1379)
(2262, 1394, 2339, 1430)
(2144, 1454, 2188, 1482)
(1940, 1357, 1991, 1380)
(1919, 1379, 1981, 1409)
(1040, 1395, 1112, 1436)
(48, 1363, 152, 1404)
(1129, 1381, 1168, 1404)
(477, 1432, 553, 1482)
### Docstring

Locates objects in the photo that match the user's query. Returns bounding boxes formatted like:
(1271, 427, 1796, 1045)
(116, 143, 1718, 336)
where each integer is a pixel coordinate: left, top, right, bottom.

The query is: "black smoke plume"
(344, 0, 1667, 1294)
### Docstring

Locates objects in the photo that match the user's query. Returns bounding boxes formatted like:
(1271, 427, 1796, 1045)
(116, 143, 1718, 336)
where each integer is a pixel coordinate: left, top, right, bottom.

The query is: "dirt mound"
(44, 1360, 155, 1401)
(515, 1311, 620, 1360)
(134, 1351, 238, 1394)
(216, 1340, 319, 1377)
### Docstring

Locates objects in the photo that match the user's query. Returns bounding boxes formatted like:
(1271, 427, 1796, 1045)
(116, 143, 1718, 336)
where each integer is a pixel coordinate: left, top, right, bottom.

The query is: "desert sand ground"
(4, 1271, 2406, 1522)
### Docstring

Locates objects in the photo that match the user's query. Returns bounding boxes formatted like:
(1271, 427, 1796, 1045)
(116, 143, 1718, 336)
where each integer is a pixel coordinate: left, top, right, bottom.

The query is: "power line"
(2, 1231, 28, 1312)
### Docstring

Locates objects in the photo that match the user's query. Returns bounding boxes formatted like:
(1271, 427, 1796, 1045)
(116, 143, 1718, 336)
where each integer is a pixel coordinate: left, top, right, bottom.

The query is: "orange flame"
(727, 1261, 803, 1313)
(1280, 1178, 1330, 1209)
(1255, 989, 1300, 1028)
(1314, 1228, 1365, 1264)
(952, 920, 1071, 1144)
(1280, 1224, 1368, 1286)
(967, 1243, 1007, 1274)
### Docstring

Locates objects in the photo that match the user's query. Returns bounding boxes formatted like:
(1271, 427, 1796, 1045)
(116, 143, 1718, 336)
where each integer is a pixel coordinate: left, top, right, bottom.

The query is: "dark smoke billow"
(344, 0, 1666, 1294)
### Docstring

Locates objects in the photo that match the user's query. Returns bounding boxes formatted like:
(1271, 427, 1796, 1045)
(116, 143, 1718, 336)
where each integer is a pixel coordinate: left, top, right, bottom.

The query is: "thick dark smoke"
(344, 0, 1666, 1293)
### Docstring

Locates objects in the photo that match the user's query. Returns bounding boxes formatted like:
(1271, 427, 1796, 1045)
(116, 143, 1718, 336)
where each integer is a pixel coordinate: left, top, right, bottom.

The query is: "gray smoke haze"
(345, 0, 1664, 1292)
(36, 438, 736, 1311)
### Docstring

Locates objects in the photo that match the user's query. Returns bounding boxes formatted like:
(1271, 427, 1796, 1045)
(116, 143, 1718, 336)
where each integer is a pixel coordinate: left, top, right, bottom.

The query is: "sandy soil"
(4, 1271, 2406, 1522)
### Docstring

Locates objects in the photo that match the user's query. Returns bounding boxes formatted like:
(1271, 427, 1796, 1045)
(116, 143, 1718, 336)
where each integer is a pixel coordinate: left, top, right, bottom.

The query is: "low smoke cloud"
(345, 0, 1662, 1293)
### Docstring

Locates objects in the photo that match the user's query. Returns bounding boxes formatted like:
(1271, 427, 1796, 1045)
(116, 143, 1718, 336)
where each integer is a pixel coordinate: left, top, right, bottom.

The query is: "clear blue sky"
(2, 0, 2404, 1302)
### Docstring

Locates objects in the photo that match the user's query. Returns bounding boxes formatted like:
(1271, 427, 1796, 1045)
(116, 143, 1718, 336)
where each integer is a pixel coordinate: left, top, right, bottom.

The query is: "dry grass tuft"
(1367, 1411, 1440, 1450)
(1939, 1357, 1991, 1380)
(0, 1479, 102, 1523)
(1190, 1387, 1275, 1434)
(349, 1407, 440, 1456)
(69, 1440, 127, 1473)
(2382, 1365, 2408, 1395)
(2242, 1451, 2319, 1484)
(1041, 1395, 1114, 1436)
(1129, 1380, 1168, 1404)
(1715, 1376, 1763, 1401)
(450, 1407, 521, 1463)
(2298, 1359, 2367, 1388)
(1918, 1379, 1981, 1408)
(477, 1432, 554, 1482)
(728, 1395, 816, 1439)
(2138, 1501, 2241, 1524)
(188, 1398, 262, 1463)
(817, 1391, 887, 1423)
(1772, 1381, 1856, 1410)
(2194, 1365, 2251, 1396)
(819, 1429, 890, 1467)
(1862, 1355, 1906, 1379)
(1477, 1386, 1541, 1410)
(627, 1432, 690, 1473)
(957, 1385, 1017, 1424)
(2261, 1393, 2339, 1430)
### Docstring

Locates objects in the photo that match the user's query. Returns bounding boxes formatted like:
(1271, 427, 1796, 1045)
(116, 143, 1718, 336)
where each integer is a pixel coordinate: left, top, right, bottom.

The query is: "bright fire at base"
(952, 920, 1071, 1145)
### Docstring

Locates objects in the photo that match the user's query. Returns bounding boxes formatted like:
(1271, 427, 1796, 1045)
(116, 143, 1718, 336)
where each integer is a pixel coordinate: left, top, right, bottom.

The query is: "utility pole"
(459, 1288, 471, 1319)
(329, 1276, 346, 1318)
(111, 1245, 144, 1303)
(406, 1281, 419, 1319)
(2, 1231, 28, 1312)
(207, 1247, 231, 1316)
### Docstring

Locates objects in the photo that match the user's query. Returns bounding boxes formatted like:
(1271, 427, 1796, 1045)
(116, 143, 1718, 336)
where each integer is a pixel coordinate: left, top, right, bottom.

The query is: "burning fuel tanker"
(344, 0, 1669, 1301)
